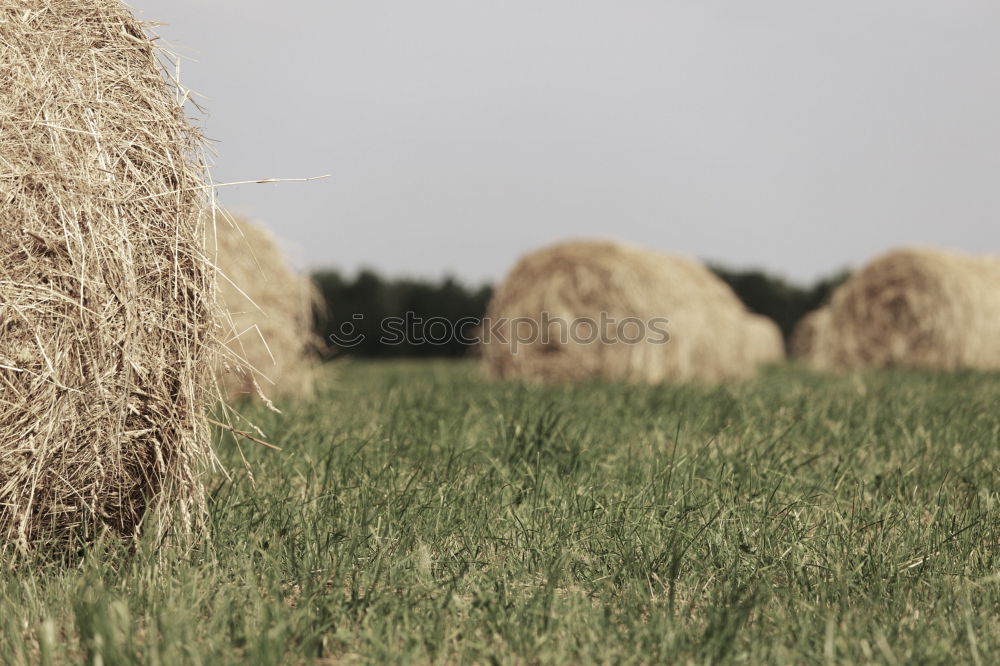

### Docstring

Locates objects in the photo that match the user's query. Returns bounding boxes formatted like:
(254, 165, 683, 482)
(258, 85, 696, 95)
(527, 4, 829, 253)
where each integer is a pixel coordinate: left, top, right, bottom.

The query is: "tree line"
(312, 265, 849, 358)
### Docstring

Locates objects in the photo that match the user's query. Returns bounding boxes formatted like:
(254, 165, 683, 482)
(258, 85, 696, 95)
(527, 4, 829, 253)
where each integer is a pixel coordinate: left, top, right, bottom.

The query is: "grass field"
(2, 360, 999, 664)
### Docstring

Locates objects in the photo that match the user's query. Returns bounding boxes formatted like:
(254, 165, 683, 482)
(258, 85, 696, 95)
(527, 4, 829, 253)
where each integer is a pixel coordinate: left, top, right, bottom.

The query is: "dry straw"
(212, 213, 322, 401)
(482, 239, 784, 383)
(742, 314, 787, 367)
(788, 307, 834, 365)
(792, 247, 1000, 371)
(0, 0, 224, 553)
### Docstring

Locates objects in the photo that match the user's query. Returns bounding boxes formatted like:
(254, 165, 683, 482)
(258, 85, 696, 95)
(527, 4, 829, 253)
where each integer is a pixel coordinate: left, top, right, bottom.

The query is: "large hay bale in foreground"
(0, 1, 220, 552)
(793, 248, 1000, 370)
(213, 214, 322, 400)
(482, 240, 784, 383)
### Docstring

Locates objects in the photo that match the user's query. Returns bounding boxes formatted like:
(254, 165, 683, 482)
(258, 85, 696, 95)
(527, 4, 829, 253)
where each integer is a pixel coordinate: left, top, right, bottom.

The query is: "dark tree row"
(311, 265, 849, 357)
(708, 264, 850, 340)
(311, 270, 492, 358)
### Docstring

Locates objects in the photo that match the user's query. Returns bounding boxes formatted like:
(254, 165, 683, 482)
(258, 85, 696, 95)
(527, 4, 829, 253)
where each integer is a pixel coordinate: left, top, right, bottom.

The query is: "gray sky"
(131, 0, 1000, 284)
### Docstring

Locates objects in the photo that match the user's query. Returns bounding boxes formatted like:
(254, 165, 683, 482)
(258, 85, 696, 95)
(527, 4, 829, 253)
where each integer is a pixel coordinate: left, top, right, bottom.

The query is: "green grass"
(3, 360, 1000, 664)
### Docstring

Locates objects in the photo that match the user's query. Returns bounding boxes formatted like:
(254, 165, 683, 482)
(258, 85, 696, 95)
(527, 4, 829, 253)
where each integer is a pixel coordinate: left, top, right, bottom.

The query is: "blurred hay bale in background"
(213, 214, 323, 401)
(788, 307, 834, 366)
(0, 0, 221, 552)
(793, 247, 1000, 371)
(482, 239, 784, 384)
(742, 314, 786, 366)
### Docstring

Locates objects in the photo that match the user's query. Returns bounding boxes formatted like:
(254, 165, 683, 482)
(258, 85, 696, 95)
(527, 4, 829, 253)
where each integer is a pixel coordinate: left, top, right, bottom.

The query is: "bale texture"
(0, 1, 220, 552)
(213, 214, 322, 400)
(788, 307, 834, 364)
(742, 314, 786, 367)
(482, 240, 784, 383)
(793, 247, 1000, 371)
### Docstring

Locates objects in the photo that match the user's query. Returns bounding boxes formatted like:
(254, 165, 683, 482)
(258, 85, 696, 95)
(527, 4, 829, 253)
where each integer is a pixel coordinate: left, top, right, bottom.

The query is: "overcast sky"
(130, 0, 1000, 285)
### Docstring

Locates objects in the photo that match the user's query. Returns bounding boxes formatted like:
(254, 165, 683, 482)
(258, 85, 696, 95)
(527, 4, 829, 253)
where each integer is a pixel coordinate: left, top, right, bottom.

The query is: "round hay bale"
(482, 239, 783, 383)
(789, 307, 834, 366)
(213, 214, 322, 400)
(741, 314, 786, 366)
(797, 247, 1000, 370)
(0, 1, 220, 552)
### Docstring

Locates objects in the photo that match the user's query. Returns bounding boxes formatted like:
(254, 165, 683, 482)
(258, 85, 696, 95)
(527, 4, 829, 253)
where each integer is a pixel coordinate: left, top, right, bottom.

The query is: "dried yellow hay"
(213, 214, 322, 400)
(482, 239, 784, 383)
(788, 307, 834, 364)
(742, 314, 786, 366)
(794, 247, 1000, 370)
(0, 1, 222, 553)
